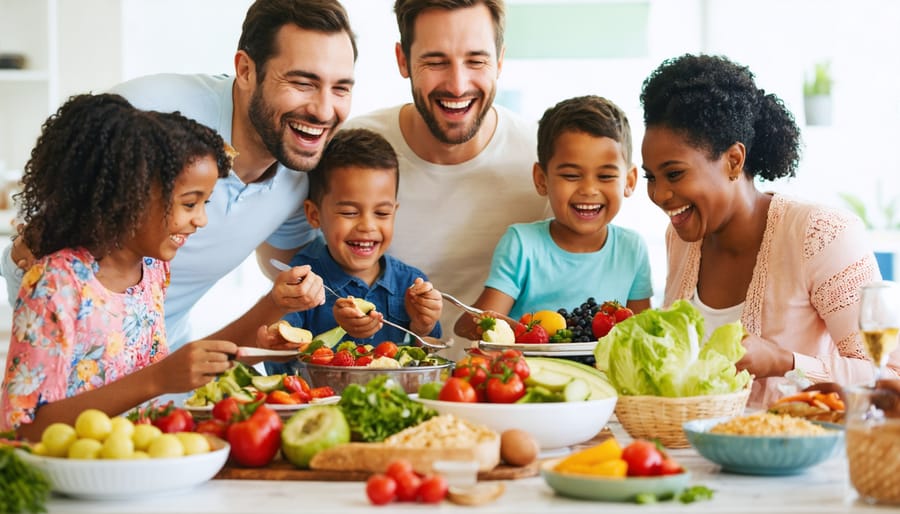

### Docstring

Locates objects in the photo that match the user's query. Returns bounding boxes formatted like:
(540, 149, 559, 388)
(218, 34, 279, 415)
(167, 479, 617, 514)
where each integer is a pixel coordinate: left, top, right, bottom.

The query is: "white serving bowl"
(416, 397, 616, 450)
(16, 443, 230, 500)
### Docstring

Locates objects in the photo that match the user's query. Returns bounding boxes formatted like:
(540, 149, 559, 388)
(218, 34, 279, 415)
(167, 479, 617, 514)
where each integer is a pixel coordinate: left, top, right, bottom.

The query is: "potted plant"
(840, 186, 900, 280)
(804, 61, 833, 126)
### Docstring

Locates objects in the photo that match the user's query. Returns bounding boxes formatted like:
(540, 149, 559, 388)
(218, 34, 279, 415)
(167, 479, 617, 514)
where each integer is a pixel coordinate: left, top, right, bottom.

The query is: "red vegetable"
(438, 377, 478, 403)
(366, 474, 397, 505)
(226, 403, 283, 467)
(486, 373, 526, 403)
(621, 440, 664, 477)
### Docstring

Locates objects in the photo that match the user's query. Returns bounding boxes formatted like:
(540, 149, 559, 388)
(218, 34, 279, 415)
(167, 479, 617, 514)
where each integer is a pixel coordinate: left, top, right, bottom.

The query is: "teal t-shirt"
(485, 219, 653, 319)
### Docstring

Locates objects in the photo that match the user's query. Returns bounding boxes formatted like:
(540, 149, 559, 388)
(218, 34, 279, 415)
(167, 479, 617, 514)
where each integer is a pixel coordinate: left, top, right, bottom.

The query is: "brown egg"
(500, 429, 539, 467)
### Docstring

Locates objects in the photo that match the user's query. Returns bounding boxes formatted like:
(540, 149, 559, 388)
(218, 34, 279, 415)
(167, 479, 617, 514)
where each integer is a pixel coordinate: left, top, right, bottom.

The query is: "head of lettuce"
(593, 300, 752, 397)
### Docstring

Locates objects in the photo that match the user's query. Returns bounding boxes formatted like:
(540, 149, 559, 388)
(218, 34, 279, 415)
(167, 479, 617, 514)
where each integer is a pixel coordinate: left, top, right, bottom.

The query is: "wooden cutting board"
(215, 459, 539, 482)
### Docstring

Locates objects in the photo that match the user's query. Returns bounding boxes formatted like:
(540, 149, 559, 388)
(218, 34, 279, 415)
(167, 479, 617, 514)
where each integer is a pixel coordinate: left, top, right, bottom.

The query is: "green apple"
(281, 406, 350, 468)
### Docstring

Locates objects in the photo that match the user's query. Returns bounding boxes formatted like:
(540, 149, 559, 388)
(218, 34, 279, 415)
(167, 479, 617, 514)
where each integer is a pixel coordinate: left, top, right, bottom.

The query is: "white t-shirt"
(344, 105, 550, 348)
(691, 288, 744, 340)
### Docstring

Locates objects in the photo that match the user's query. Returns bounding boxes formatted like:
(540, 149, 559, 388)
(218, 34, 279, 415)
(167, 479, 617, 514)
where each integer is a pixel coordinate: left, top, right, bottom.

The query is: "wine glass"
(858, 281, 900, 380)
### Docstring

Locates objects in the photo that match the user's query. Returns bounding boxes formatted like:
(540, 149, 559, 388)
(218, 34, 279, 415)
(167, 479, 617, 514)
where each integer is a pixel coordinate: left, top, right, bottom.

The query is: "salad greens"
(0, 445, 50, 513)
(338, 375, 436, 442)
(593, 300, 751, 397)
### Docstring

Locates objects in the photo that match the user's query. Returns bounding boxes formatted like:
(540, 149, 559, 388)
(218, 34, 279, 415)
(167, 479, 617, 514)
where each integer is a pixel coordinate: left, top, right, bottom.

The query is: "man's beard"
(248, 86, 322, 172)
(412, 87, 495, 145)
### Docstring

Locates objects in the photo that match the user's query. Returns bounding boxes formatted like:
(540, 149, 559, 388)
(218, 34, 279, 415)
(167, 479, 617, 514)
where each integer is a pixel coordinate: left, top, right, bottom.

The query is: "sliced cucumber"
(563, 378, 590, 402)
(251, 374, 284, 393)
(524, 368, 572, 392)
(525, 357, 617, 400)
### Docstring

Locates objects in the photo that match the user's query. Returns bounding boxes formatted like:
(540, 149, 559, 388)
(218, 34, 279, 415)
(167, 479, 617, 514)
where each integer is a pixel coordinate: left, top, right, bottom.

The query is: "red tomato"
(393, 471, 422, 502)
(366, 474, 397, 505)
(486, 374, 526, 403)
(152, 406, 195, 433)
(453, 355, 491, 387)
(592, 311, 616, 339)
(438, 377, 478, 403)
(355, 355, 374, 366)
(492, 349, 530, 380)
(212, 397, 244, 423)
(659, 458, 683, 475)
(310, 347, 334, 365)
(622, 440, 664, 476)
(374, 341, 399, 359)
(226, 404, 283, 468)
(195, 419, 228, 439)
(310, 386, 335, 399)
(418, 475, 448, 503)
(385, 459, 414, 482)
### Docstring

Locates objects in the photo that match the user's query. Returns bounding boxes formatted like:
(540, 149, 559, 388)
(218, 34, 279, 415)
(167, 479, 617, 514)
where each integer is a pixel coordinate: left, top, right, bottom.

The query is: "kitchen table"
(40, 422, 885, 513)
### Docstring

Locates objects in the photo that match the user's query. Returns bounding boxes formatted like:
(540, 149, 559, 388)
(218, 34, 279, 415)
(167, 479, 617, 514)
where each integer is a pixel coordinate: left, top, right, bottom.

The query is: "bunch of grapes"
(557, 297, 603, 343)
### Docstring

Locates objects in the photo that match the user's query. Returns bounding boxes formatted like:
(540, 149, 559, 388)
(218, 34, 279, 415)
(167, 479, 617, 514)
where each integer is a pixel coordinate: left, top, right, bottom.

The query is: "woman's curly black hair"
(640, 54, 801, 181)
(18, 93, 231, 258)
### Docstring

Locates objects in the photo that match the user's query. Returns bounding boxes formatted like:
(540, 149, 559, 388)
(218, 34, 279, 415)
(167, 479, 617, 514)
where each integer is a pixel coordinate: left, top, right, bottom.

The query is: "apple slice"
(269, 320, 313, 344)
(352, 297, 376, 315)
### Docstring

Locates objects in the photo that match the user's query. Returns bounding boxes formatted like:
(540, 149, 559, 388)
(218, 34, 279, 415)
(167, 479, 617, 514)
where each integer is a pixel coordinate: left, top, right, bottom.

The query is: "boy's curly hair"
(19, 93, 231, 258)
(307, 128, 399, 205)
(640, 54, 801, 181)
(536, 95, 633, 169)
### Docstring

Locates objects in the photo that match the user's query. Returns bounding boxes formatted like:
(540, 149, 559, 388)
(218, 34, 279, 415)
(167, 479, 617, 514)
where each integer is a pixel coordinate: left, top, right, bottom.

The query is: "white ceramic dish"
(478, 340, 597, 357)
(16, 444, 230, 500)
(416, 396, 616, 450)
(183, 396, 340, 418)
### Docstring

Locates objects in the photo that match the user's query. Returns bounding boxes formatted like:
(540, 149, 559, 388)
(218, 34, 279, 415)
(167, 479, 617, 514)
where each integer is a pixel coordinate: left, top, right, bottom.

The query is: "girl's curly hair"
(18, 93, 231, 258)
(640, 54, 801, 181)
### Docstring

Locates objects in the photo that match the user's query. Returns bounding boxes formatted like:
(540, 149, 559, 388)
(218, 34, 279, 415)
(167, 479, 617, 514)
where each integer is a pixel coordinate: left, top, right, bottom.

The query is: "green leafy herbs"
(634, 485, 714, 505)
(0, 445, 51, 513)
(337, 375, 436, 442)
(593, 300, 751, 397)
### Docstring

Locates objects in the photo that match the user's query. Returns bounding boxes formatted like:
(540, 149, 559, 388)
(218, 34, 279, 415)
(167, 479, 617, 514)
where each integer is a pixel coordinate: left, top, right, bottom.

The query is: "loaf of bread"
(309, 415, 500, 473)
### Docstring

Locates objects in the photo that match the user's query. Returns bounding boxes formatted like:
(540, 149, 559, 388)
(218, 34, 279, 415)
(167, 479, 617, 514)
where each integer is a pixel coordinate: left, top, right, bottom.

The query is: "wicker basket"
(614, 388, 751, 448)
(847, 422, 900, 504)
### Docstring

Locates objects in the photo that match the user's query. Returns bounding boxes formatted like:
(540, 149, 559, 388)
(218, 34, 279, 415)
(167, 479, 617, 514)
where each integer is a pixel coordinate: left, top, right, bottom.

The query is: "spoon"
(269, 258, 449, 351)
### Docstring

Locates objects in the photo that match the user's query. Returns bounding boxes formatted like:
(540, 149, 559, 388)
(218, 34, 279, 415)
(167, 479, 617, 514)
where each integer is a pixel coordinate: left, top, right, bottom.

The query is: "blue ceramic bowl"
(683, 416, 844, 475)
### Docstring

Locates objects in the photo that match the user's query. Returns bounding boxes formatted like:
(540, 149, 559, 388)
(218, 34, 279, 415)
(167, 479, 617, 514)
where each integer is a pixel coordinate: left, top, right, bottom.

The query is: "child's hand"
(160, 340, 237, 393)
(333, 296, 380, 339)
(405, 278, 442, 336)
(269, 264, 326, 312)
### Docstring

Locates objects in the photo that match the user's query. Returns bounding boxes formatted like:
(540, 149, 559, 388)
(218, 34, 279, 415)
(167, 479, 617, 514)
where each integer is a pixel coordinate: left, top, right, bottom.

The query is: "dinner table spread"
(39, 420, 885, 513)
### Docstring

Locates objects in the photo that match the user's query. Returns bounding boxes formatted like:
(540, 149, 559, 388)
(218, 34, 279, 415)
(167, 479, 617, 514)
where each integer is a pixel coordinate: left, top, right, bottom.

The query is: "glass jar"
(845, 382, 900, 505)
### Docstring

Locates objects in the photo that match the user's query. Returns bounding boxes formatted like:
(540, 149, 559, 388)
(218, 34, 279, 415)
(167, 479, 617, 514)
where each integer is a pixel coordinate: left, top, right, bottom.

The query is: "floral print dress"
(0, 247, 169, 430)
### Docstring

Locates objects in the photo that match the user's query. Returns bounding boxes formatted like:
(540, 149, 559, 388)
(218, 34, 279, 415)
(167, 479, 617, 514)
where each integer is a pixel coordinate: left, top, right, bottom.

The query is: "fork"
(269, 258, 449, 350)
(441, 292, 484, 317)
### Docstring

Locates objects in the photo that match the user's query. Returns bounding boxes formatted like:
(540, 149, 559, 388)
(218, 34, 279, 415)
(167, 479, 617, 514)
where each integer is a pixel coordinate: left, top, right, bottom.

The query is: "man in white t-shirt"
(344, 0, 549, 351)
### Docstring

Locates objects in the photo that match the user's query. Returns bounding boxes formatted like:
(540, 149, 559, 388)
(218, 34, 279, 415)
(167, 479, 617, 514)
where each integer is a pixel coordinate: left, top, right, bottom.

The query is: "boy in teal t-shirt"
(454, 95, 653, 340)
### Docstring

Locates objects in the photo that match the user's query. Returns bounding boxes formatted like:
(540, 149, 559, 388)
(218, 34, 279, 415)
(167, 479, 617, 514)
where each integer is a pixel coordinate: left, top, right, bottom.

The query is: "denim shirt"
(266, 237, 442, 375)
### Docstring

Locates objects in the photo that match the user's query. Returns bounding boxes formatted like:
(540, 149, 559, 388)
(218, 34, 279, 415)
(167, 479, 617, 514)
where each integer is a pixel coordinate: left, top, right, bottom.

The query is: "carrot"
(773, 390, 818, 405)
(815, 392, 845, 411)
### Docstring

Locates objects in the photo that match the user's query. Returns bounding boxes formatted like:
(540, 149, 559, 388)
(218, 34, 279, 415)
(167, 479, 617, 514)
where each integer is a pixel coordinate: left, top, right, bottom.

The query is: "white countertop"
(41, 422, 885, 513)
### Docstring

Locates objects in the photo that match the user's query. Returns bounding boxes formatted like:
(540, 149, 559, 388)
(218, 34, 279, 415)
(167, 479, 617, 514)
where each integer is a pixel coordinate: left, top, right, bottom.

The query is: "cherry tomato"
(486, 374, 526, 403)
(212, 397, 244, 423)
(366, 474, 397, 505)
(393, 471, 422, 502)
(621, 440, 664, 476)
(438, 377, 478, 403)
(492, 349, 530, 380)
(195, 419, 228, 439)
(453, 355, 491, 387)
(385, 459, 414, 482)
(310, 347, 334, 365)
(226, 404, 283, 468)
(152, 405, 195, 433)
(418, 474, 448, 503)
(374, 341, 399, 359)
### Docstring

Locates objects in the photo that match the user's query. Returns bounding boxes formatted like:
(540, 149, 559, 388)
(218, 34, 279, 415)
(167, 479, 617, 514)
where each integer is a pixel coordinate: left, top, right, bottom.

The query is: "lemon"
(148, 434, 185, 458)
(74, 409, 113, 441)
(31, 442, 48, 456)
(175, 432, 210, 455)
(532, 310, 567, 337)
(100, 432, 135, 459)
(132, 451, 150, 459)
(132, 423, 162, 451)
(41, 422, 77, 457)
(67, 438, 103, 459)
(109, 416, 135, 438)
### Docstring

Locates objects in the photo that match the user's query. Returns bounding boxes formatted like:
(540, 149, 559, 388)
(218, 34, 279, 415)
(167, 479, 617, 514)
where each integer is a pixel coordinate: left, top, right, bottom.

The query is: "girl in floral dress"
(0, 93, 236, 440)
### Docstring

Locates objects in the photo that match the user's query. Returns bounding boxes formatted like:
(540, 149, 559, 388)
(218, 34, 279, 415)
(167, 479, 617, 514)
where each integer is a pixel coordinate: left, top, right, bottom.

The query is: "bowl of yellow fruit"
(16, 409, 229, 500)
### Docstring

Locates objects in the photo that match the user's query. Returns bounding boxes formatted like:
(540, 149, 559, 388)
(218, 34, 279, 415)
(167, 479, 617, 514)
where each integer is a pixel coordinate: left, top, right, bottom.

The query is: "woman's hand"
(10, 224, 36, 271)
(736, 333, 795, 378)
(406, 278, 442, 335)
(333, 296, 379, 339)
(158, 340, 237, 393)
(268, 264, 326, 313)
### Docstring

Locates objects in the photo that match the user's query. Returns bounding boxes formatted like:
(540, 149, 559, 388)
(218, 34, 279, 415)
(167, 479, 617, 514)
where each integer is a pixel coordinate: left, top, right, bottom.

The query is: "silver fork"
(441, 292, 484, 317)
(269, 258, 449, 350)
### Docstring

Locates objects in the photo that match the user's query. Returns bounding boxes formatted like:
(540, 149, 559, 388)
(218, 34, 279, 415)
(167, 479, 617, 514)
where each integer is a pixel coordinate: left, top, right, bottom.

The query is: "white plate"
(478, 340, 597, 357)
(183, 395, 340, 415)
(16, 444, 229, 500)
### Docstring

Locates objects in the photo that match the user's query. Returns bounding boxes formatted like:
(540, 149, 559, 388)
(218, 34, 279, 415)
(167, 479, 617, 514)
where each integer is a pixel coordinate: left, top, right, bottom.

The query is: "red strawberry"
(592, 311, 616, 339)
(600, 300, 622, 316)
(614, 306, 634, 323)
(355, 355, 374, 367)
(515, 321, 549, 344)
(331, 349, 355, 367)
